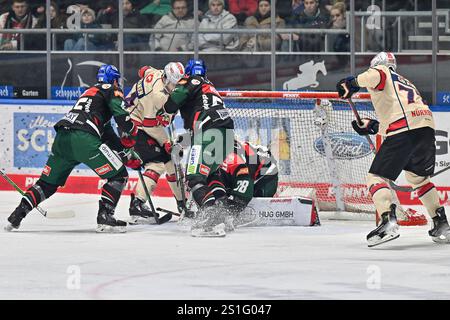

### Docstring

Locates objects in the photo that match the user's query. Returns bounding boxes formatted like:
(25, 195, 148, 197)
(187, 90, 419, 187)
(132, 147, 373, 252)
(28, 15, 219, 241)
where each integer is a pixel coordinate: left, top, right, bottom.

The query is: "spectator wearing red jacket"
(227, 0, 257, 25)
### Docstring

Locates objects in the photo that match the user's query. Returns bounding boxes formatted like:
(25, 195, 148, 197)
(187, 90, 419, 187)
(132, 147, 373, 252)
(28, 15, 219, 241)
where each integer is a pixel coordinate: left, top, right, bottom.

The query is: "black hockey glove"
(337, 76, 360, 99)
(117, 148, 142, 170)
(351, 118, 379, 135)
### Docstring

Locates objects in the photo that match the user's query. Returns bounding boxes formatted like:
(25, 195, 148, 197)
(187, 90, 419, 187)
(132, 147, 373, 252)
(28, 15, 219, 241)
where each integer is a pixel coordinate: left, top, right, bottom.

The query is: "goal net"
(219, 91, 425, 225)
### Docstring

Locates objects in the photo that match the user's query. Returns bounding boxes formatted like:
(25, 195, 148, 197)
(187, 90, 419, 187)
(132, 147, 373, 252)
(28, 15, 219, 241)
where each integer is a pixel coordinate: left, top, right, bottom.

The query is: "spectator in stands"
(0, 1, 9, 13)
(285, 0, 329, 51)
(150, 0, 194, 51)
(30, 1, 68, 50)
(96, 1, 118, 28)
(328, 2, 349, 52)
(140, 0, 172, 26)
(189, 0, 209, 19)
(0, 0, 37, 50)
(198, 0, 239, 51)
(95, 1, 118, 49)
(291, 0, 304, 15)
(123, 0, 149, 50)
(63, 7, 105, 51)
(228, 0, 258, 25)
(240, 0, 285, 51)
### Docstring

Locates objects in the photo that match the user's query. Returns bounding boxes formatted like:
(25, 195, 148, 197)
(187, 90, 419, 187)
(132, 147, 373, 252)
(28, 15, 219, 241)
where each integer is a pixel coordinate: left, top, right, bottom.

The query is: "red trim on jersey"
(102, 189, 115, 202)
(166, 174, 177, 182)
(374, 69, 387, 91)
(241, 142, 255, 157)
(26, 190, 37, 206)
(223, 152, 246, 175)
(386, 117, 408, 134)
(143, 169, 160, 183)
(81, 87, 99, 97)
(417, 182, 435, 198)
(131, 119, 142, 127)
(192, 111, 201, 130)
(208, 180, 225, 188)
(369, 183, 389, 196)
(201, 84, 220, 96)
(142, 118, 159, 127)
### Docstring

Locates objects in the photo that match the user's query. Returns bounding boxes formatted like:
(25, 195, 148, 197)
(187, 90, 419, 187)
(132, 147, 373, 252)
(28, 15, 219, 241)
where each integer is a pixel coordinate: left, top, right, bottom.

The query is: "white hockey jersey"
(125, 67, 171, 145)
(356, 65, 435, 137)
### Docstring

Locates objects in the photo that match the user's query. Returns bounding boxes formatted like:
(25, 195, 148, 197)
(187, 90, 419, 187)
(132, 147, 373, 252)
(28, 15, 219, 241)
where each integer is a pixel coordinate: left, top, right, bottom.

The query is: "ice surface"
(0, 191, 449, 300)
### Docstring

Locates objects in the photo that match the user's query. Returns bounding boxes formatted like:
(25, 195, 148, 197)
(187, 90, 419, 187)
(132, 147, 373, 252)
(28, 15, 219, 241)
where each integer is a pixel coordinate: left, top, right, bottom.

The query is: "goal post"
(218, 90, 426, 225)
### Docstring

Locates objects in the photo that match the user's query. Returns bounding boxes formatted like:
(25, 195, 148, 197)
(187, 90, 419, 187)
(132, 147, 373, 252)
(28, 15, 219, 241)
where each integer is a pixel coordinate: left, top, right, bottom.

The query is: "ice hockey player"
(159, 59, 235, 236)
(124, 62, 186, 224)
(337, 52, 450, 247)
(199, 139, 279, 233)
(6, 64, 140, 233)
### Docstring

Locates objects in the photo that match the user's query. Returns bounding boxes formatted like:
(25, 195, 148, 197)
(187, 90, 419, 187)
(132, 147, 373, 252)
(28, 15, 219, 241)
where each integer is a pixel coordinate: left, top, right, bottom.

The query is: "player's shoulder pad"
(188, 75, 204, 87)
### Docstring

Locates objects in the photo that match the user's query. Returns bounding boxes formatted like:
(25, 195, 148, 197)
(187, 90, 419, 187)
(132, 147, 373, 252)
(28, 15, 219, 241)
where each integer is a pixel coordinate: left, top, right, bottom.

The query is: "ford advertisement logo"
(314, 132, 372, 160)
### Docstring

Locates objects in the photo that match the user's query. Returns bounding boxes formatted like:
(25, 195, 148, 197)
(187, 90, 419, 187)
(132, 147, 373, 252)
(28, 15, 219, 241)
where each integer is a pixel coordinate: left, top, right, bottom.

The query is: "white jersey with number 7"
(356, 64, 435, 137)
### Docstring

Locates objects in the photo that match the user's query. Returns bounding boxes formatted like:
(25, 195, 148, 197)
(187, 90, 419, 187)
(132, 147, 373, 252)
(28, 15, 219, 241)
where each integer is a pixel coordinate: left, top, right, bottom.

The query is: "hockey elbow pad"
(351, 118, 379, 135)
(337, 76, 360, 99)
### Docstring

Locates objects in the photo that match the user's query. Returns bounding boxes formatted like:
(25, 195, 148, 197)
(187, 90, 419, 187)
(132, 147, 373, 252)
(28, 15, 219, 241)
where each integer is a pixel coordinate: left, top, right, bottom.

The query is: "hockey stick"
(166, 122, 190, 217)
(347, 98, 414, 193)
(131, 149, 172, 224)
(0, 170, 75, 219)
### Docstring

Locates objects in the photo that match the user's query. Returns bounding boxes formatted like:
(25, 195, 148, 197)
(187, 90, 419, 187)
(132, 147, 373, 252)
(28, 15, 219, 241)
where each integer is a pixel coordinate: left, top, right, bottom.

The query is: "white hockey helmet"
(370, 52, 397, 71)
(163, 62, 185, 85)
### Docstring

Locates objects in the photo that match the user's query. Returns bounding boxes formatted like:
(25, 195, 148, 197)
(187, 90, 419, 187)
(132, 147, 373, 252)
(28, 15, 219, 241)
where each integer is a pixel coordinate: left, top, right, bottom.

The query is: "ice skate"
(96, 201, 127, 233)
(191, 205, 226, 237)
(367, 204, 400, 247)
(177, 200, 195, 219)
(129, 193, 158, 225)
(4, 202, 31, 231)
(428, 207, 450, 244)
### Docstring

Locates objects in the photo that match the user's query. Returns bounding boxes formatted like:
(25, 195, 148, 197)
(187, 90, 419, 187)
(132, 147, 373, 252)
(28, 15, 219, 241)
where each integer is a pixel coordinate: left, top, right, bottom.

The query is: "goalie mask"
(370, 52, 397, 71)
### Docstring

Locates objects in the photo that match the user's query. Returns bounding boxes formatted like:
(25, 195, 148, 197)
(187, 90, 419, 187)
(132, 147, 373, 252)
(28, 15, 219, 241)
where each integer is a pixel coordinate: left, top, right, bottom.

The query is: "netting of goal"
(220, 91, 379, 221)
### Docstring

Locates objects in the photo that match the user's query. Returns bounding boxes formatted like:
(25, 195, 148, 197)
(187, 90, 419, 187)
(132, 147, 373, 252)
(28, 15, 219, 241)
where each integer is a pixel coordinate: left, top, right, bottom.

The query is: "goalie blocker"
(237, 196, 320, 227)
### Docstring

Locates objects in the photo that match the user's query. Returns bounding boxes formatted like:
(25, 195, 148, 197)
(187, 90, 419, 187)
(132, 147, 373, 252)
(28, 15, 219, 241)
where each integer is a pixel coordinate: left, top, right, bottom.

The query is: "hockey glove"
(162, 140, 172, 155)
(120, 123, 138, 148)
(116, 149, 142, 170)
(155, 109, 172, 127)
(351, 118, 380, 135)
(337, 76, 360, 99)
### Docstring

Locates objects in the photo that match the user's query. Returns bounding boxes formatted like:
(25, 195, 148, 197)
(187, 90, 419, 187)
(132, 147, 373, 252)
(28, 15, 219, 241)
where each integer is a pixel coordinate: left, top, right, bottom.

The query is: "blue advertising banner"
(13, 112, 61, 168)
(0, 85, 14, 98)
(437, 92, 450, 105)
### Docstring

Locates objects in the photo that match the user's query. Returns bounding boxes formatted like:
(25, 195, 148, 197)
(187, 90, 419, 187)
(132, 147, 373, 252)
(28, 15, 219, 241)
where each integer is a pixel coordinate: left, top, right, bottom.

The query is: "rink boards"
(0, 100, 450, 207)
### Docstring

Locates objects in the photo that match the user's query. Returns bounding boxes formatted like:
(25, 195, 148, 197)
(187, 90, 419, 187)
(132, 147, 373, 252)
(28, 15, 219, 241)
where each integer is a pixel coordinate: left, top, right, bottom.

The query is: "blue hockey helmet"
(97, 64, 121, 84)
(185, 59, 207, 77)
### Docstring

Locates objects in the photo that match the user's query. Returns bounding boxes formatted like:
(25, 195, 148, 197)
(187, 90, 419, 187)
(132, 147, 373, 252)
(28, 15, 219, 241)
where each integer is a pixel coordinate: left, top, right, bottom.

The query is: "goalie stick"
(0, 170, 75, 219)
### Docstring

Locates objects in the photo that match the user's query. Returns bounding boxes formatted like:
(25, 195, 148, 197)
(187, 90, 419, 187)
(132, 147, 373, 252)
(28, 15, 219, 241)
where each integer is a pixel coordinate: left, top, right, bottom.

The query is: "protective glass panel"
(0, 53, 47, 98)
